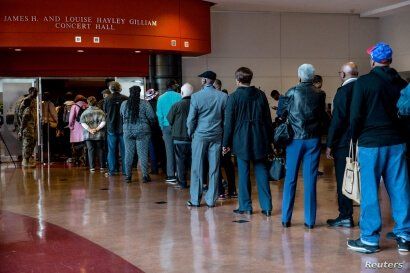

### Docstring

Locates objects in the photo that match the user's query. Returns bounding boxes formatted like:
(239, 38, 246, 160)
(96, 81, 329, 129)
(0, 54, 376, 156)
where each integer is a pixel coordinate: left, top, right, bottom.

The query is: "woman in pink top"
(69, 95, 88, 165)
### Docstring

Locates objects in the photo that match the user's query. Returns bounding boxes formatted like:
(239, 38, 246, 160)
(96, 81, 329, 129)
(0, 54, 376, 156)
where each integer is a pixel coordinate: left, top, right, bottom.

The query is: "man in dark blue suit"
(326, 62, 358, 228)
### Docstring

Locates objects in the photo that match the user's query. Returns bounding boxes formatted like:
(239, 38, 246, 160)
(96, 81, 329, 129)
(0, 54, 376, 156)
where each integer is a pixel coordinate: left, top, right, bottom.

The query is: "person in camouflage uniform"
(19, 95, 37, 167)
(14, 87, 37, 133)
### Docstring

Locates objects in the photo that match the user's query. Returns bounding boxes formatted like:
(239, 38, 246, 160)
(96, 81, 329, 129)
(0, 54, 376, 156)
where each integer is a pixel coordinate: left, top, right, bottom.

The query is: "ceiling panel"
(210, 0, 406, 15)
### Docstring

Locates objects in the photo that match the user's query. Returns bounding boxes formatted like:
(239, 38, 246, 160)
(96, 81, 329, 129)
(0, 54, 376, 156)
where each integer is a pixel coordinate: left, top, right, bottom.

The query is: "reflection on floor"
(0, 159, 408, 273)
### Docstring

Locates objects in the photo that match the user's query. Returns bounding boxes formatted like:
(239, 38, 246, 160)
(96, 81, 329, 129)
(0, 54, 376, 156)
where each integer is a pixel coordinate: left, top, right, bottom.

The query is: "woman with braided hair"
(120, 86, 156, 183)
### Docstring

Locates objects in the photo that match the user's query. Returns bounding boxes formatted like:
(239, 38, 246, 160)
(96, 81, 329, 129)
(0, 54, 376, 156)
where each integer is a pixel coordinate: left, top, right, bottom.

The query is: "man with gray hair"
(167, 83, 194, 189)
(281, 64, 326, 229)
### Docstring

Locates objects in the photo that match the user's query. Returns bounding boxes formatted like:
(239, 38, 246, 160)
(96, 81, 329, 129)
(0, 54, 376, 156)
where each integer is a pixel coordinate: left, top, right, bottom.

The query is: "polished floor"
(0, 157, 409, 273)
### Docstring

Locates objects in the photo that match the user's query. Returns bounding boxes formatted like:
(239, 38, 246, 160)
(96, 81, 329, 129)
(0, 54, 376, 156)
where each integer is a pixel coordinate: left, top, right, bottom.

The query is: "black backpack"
(75, 104, 87, 122)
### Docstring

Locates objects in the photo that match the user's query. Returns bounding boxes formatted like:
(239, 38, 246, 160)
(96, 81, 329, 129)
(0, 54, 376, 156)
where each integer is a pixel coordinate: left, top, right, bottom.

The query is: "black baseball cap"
(198, 71, 217, 80)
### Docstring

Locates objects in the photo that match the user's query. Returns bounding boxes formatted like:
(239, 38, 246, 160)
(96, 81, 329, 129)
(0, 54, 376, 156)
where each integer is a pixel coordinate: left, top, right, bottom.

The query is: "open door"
(0, 78, 40, 163)
(115, 77, 146, 97)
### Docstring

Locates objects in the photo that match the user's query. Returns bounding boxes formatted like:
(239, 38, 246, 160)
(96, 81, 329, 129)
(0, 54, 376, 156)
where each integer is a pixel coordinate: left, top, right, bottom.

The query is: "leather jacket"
(284, 81, 326, 139)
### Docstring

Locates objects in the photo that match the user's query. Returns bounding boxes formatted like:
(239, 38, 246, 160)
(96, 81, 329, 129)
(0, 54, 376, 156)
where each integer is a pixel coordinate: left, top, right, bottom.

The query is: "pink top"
(69, 101, 88, 143)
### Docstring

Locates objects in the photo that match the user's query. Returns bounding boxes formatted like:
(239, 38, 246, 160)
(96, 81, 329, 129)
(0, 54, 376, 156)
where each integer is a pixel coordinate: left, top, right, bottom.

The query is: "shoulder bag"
(342, 140, 361, 204)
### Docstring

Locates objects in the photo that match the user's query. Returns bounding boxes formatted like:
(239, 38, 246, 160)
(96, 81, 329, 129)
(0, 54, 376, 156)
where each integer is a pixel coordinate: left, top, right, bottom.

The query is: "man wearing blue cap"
(347, 42, 410, 253)
(186, 71, 228, 207)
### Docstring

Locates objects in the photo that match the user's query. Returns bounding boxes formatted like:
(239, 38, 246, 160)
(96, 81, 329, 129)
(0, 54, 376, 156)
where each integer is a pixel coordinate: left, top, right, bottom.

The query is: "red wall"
(0, 50, 149, 77)
(0, 0, 212, 76)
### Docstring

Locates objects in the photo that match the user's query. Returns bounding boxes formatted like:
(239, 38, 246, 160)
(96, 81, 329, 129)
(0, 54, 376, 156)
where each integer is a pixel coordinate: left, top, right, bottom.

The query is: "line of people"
(15, 42, 409, 254)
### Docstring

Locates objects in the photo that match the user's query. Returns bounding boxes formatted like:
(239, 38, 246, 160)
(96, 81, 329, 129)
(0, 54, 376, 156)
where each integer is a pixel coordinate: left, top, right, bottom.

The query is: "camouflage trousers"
(22, 135, 36, 160)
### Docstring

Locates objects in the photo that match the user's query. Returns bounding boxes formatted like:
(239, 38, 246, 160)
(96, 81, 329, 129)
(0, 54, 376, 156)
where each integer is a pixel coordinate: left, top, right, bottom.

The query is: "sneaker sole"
(328, 223, 354, 228)
(398, 247, 409, 252)
(347, 242, 380, 254)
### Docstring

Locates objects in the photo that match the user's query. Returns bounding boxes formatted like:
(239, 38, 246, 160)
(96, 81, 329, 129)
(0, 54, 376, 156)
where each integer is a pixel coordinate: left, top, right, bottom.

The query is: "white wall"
(182, 12, 379, 112)
(380, 6, 410, 73)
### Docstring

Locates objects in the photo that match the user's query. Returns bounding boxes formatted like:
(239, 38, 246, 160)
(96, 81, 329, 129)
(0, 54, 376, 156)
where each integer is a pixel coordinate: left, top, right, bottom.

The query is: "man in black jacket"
(103, 81, 128, 176)
(347, 43, 410, 254)
(223, 67, 273, 216)
(167, 83, 193, 189)
(326, 62, 358, 228)
(281, 64, 326, 229)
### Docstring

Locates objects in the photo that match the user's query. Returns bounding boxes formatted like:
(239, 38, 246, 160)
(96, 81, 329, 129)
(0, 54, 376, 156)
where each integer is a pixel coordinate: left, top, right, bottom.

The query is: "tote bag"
(342, 141, 360, 204)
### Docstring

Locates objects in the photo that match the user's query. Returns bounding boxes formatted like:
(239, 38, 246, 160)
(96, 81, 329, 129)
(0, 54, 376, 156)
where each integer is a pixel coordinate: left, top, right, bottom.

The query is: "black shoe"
(347, 238, 380, 254)
(166, 176, 178, 185)
(228, 192, 238, 199)
(261, 210, 272, 217)
(186, 201, 200, 207)
(218, 194, 227, 200)
(142, 175, 151, 183)
(304, 223, 315, 229)
(386, 232, 397, 240)
(206, 204, 215, 208)
(327, 216, 354, 228)
(165, 176, 177, 182)
(397, 237, 410, 252)
(233, 209, 252, 215)
(282, 221, 291, 228)
(124, 177, 132, 183)
(174, 183, 188, 189)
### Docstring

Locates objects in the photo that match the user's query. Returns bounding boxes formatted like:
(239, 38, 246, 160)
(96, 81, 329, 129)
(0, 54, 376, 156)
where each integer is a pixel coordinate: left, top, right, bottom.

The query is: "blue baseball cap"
(367, 42, 393, 64)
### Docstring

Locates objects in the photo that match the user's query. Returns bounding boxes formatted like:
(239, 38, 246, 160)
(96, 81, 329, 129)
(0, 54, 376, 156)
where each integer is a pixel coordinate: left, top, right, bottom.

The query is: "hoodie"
(223, 86, 273, 160)
(350, 66, 408, 147)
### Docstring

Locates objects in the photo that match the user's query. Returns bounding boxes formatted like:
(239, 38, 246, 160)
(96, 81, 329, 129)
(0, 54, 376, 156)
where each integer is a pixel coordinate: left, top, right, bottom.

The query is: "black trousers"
(174, 142, 191, 187)
(218, 152, 237, 195)
(333, 146, 353, 218)
(85, 140, 105, 169)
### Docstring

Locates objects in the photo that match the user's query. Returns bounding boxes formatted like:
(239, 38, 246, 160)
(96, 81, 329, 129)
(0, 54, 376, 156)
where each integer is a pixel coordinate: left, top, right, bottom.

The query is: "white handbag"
(342, 141, 361, 204)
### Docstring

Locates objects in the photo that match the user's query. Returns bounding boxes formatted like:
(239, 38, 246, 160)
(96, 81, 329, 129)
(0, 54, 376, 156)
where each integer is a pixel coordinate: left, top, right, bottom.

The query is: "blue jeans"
(237, 158, 272, 211)
(282, 138, 321, 226)
(107, 132, 125, 175)
(358, 143, 410, 245)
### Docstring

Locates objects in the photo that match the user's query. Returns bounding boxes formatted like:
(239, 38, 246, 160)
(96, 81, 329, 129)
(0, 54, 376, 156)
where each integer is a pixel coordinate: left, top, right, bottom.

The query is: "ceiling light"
(77, 49, 84, 53)
(14, 48, 22, 52)
(134, 50, 141, 53)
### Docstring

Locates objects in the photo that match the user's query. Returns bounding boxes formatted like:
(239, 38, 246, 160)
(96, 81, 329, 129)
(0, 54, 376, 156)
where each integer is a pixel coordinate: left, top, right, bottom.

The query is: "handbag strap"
(349, 139, 359, 161)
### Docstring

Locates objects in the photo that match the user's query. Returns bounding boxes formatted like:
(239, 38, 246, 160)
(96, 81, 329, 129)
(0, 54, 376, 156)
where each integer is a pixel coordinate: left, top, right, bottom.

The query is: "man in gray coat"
(186, 71, 228, 207)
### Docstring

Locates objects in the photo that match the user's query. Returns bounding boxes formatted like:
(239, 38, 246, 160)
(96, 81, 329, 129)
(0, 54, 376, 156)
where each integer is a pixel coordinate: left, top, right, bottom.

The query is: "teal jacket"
(156, 89, 181, 129)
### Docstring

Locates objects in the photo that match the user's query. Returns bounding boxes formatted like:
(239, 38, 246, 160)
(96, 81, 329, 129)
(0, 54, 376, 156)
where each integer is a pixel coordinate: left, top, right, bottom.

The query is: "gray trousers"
(124, 132, 150, 178)
(162, 126, 175, 177)
(190, 137, 222, 206)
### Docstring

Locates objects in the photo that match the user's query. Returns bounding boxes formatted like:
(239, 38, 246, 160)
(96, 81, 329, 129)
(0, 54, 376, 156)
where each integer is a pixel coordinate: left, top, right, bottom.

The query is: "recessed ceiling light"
(77, 49, 84, 53)
(134, 50, 141, 53)
(14, 48, 22, 52)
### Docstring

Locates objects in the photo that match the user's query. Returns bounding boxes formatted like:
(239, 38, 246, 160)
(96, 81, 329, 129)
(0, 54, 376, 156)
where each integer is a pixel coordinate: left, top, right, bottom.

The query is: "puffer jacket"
(284, 81, 326, 139)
